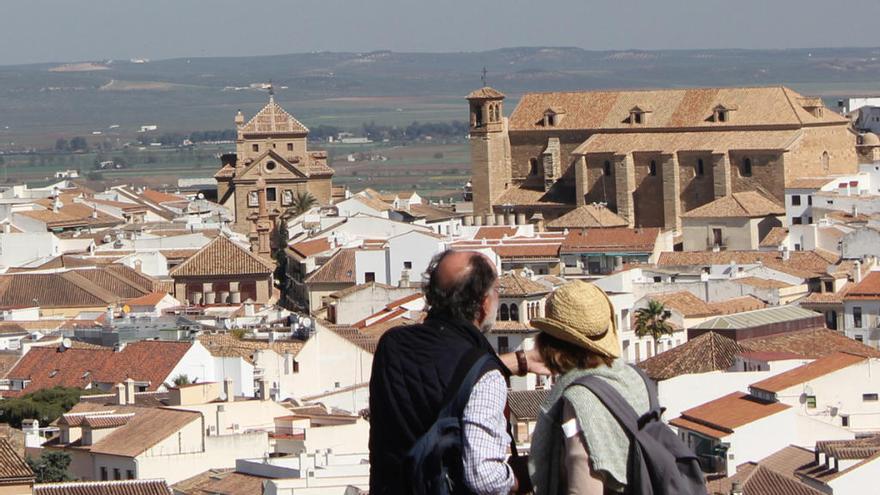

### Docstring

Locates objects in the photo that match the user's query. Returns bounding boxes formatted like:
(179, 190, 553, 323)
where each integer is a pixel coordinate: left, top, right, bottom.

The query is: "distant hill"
(2, 47, 880, 147)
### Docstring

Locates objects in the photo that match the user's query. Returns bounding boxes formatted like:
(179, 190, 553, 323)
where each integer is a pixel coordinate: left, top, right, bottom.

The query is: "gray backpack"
(568, 366, 708, 495)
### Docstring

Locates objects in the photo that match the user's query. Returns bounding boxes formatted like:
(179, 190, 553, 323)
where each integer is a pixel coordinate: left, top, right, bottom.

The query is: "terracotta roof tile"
(82, 413, 135, 429)
(304, 249, 356, 284)
(638, 332, 746, 381)
(474, 227, 518, 240)
(645, 291, 716, 317)
(0, 267, 153, 309)
(289, 237, 332, 258)
(561, 227, 659, 253)
(125, 291, 170, 307)
(508, 389, 550, 420)
(4, 341, 192, 396)
(750, 352, 868, 393)
(0, 438, 32, 481)
(673, 392, 789, 434)
(710, 464, 824, 495)
(173, 469, 264, 495)
(240, 97, 308, 135)
(577, 129, 804, 155)
(843, 271, 880, 299)
(498, 272, 551, 297)
(740, 328, 880, 359)
(170, 236, 273, 277)
(197, 333, 304, 363)
(759, 227, 789, 248)
(545, 205, 628, 230)
(509, 86, 845, 131)
(403, 203, 462, 222)
(658, 250, 835, 279)
(34, 480, 173, 495)
(353, 195, 394, 212)
(140, 189, 185, 205)
(682, 191, 784, 218)
(734, 277, 793, 289)
(786, 177, 837, 189)
(466, 86, 505, 99)
(494, 184, 573, 206)
(705, 296, 767, 315)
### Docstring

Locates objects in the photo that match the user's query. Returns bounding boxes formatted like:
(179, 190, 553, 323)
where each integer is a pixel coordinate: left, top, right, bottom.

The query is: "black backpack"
(569, 366, 708, 495)
(404, 353, 493, 495)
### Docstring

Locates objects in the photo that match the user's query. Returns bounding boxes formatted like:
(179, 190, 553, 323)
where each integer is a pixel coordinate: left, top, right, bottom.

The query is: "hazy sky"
(2, 0, 879, 65)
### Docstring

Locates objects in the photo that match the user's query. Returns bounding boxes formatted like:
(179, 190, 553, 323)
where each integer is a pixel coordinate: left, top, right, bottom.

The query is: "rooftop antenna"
(481, 67, 488, 87)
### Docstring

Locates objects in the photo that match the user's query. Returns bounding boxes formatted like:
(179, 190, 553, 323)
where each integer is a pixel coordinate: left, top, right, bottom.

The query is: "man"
(369, 250, 546, 495)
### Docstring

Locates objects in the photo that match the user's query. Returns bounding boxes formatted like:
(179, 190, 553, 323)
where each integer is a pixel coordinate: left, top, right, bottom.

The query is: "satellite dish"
(60, 338, 72, 351)
(197, 193, 205, 200)
(301, 317, 312, 328)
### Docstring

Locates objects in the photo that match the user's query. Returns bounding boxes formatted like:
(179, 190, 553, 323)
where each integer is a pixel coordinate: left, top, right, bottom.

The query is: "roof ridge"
(58, 270, 117, 303)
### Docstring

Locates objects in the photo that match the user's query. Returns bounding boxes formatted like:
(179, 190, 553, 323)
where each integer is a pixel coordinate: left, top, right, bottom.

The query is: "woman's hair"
(536, 332, 614, 375)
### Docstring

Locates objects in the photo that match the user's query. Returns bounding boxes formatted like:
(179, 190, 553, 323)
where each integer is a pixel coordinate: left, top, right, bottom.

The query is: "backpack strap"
(568, 375, 642, 437)
(439, 353, 493, 418)
(628, 364, 660, 412)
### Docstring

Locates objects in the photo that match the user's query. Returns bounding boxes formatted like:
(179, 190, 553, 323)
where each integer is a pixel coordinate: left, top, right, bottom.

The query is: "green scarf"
(528, 359, 649, 494)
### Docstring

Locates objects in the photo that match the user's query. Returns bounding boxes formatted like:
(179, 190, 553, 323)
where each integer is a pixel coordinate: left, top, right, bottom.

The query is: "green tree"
(55, 138, 69, 151)
(288, 191, 317, 217)
(634, 300, 675, 356)
(27, 451, 72, 482)
(172, 374, 192, 386)
(0, 387, 87, 428)
(69, 137, 88, 152)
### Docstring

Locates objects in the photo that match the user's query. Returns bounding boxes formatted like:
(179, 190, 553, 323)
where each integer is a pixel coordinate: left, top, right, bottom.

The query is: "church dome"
(862, 132, 880, 146)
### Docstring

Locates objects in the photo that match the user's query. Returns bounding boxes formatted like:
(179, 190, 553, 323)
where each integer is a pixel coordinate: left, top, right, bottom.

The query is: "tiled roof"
(173, 469, 265, 495)
(494, 184, 573, 206)
(4, 341, 192, 396)
(750, 352, 868, 393)
(508, 389, 550, 420)
(693, 306, 820, 330)
(681, 191, 784, 218)
(466, 86, 505, 99)
(657, 250, 836, 279)
(0, 352, 21, 379)
(706, 296, 767, 315)
(82, 413, 135, 429)
(560, 227, 659, 253)
(786, 177, 836, 189)
(141, 189, 185, 205)
(34, 480, 173, 495)
(304, 249, 356, 284)
(0, 267, 153, 309)
(51, 403, 200, 458)
(759, 227, 789, 248)
(18, 203, 122, 228)
(508, 86, 845, 131)
(125, 291, 170, 307)
(474, 227, 518, 240)
(401, 203, 462, 223)
(498, 272, 551, 297)
(545, 205, 628, 229)
(734, 277, 793, 289)
(576, 129, 804, 155)
(289, 237, 332, 258)
(324, 324, 380, 354)
(197, 333, 304, 363)
(671, 392, 789, 437)
(170, 236, 273, 277)
(645, 291, 716, 318)
(709, 464, 824, 495)
(489, 320, 536, 335)
(0, 438, 33, 481)
(843, 271, 880, 299)
(240, 97, 309, 135)
(638, 332, 746, 381)
(740, 328, 880, 359)
(492, 244, 561, 259)
(353, 195, 394, 212)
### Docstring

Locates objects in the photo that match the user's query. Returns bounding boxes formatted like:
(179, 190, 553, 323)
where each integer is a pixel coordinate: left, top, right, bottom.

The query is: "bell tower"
(467, 86, 510, 216)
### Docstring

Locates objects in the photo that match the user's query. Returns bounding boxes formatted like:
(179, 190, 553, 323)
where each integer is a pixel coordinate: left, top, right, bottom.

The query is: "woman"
(528, 280, 650, 495)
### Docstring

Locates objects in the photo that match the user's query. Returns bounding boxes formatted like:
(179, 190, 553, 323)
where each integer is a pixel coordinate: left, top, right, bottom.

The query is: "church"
(215, 92, 334, 250)
(468, 86, 859, 230)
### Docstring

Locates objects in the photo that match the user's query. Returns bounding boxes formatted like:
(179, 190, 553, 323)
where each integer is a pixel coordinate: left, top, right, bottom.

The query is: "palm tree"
(634, 300, 674, 357)
(287, 191, 317, 218)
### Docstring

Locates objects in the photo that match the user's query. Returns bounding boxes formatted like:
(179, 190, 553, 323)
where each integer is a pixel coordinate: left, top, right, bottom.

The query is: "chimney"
(730, 481, 743, 495)
(115, 383, 127, 405)
(223, 377, 235, 402)
(124, 378, 136, 405)
(781, 245, 790, 261)
(399, 270, 410, 288)
(855, 260, 863, 284)
(216, 404, 227, 436)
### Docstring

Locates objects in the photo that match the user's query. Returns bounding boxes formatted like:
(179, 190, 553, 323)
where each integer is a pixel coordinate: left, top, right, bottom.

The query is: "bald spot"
(436, 251, 494, 290)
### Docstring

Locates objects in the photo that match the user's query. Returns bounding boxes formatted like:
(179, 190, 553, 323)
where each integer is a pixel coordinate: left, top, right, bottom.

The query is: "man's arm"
(498, 347, 550, 376)
(461, 369, 515, 495)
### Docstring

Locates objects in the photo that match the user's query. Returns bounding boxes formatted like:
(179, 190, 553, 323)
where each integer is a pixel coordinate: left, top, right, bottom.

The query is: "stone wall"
(787, 125, 859, 181)
(632, 152, 665, 228)
(729, 151, 786, 201)
(582, 154, 619, 209)
(676, 151, 716, 213)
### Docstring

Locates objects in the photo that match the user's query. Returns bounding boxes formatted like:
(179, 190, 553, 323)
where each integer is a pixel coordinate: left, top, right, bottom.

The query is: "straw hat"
(530, 280, 620, 358)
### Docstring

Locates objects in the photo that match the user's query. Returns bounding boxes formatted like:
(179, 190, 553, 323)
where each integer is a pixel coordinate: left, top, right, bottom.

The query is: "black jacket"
(368, 311, 508, 495)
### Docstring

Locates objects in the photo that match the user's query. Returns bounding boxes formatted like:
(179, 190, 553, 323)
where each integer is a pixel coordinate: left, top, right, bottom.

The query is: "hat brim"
(530, 317, 620, 359)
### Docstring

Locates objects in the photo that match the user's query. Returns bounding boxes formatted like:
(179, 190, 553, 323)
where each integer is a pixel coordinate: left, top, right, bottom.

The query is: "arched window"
(529, 158, 538, 176)
(499, 304, 510, 321)
(603, 160, 612, 176)
(649, 160, 657, 176)
(510, 303, 519, 322)
(697, 159, 705, 176)
(742, 158, 752, 177)
(822, 151, 830, 171)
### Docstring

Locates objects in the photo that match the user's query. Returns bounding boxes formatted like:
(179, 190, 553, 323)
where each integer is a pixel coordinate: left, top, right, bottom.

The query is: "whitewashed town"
(3, 6, 880, 494)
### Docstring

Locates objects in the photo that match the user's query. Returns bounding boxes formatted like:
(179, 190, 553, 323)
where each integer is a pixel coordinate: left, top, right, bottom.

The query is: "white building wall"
(386, 231, 442, 285)
(0, 232, 59, 266)
(284, 324, 373, 404)
(213, 355, 255, 398)
(354, 250, 387, 285)
(827, 454, 880, 493)
(724, 410, 795, 475)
